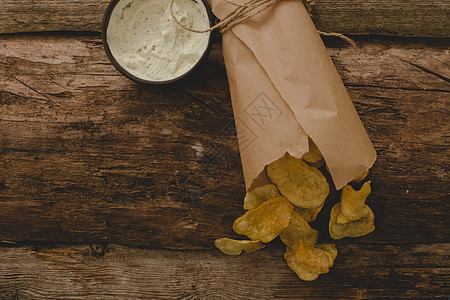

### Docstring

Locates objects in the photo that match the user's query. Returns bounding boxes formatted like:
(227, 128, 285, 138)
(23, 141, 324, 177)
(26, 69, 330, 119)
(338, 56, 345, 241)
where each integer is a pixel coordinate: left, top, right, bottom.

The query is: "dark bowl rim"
(101, 0, 215, 85)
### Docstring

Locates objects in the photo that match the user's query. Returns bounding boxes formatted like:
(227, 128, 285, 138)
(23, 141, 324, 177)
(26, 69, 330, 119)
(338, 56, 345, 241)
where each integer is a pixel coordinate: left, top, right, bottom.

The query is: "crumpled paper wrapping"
(207, 0, 377, 191)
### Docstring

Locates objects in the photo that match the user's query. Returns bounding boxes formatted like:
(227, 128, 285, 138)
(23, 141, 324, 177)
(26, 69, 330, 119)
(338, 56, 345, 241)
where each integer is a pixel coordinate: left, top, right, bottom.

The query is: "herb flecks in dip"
(107, 0, 210, 82)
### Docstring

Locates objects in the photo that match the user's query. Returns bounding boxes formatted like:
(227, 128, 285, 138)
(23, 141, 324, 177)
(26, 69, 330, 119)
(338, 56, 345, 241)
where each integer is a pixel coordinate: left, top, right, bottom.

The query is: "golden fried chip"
(279, 211, 319, 248)
(288, 240, 333, 274)
(302, 137, 325, 168)
(284, 247, 320, 281)
(267, 154, 329, 208)
(214, 238, 265, 256)
(352, 169, 369, 183)
(243, 184, 280, 210)
(329, 203, 375, 240)
(341, 181, 371, 221)
(294, 202, 325, 223)
(336, 211, 352, 224)
(315, 243, 338, 262)
(233, 197, 293, 243)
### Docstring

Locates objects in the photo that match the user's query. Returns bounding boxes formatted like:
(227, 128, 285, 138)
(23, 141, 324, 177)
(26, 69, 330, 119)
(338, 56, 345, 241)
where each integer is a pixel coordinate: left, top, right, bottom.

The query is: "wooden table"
(0, 1, 449, 298)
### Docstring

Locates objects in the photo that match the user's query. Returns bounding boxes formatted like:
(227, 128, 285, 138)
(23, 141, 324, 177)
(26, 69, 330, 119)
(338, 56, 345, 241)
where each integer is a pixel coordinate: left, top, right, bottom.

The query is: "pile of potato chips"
(215, 138, 375, 281)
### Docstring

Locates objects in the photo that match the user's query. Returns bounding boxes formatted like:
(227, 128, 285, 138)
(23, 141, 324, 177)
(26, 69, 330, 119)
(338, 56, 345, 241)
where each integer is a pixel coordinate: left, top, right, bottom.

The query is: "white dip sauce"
(107, 0, 210, 82)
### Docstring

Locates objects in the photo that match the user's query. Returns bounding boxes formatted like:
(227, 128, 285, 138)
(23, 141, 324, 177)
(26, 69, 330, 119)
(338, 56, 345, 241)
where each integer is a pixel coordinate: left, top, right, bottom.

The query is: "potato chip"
(279, 211, 319, 248)
(214, 238, 265, 256)
(302, 137, 325, 168)
(315, 243, 338, 262)
(294, 202, 325, 223)
(288, 240, 333, 274)
(284, 247, 320, 281)
(285, 241, 338, 281)
(352, 169, 369, 183)
(341, 181, 371, 221)
(329, 203, 375, 240)
(336, 211, 352, 224)
(267, 154, 329, 208)
(243, 184, 280, 210)
(233, 197, 293, 243)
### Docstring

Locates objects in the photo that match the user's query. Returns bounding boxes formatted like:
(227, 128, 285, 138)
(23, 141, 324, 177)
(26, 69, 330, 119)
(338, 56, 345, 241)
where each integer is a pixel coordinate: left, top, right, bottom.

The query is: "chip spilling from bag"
(352, 169, 369, 183)
(330, 203, 375, 239)
(244, 181, 325, 222)
(284, 246, 320, 281)
(294, 202, 324, 223)
(279, 211, 319, 248)
(267, 154, 329, 208)
(214, 238, 265, 255)
(243, 184, 280, 210)
(338, 181, 371, 223)
(233, 197, 293, 243)
(302, 137, 325, 168)
(284, 241, 337, 281)
(214, 143, 375, 282)
(315, 243, 338, 261)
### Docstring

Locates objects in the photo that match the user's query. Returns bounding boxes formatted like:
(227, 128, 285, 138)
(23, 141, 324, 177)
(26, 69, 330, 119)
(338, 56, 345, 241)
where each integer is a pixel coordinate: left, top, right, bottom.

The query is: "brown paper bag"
(208, 0, 377, 191)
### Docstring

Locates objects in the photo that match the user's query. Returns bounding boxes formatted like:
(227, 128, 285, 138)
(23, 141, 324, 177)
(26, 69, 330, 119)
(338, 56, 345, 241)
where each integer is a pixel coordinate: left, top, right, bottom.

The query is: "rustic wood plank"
(0, 0, 449, 37)
(0, 35, 449, 248)
(0, 243, 448, 299)
(312, 0, 450, 38)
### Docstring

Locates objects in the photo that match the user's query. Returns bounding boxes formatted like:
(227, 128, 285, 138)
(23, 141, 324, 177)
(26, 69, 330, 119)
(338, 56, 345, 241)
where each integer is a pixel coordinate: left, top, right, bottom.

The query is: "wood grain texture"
(0, 243, 449, 299)
(0, 0, 449, 37)
(0, 34, 449, 249)
(312, 0, 450, 38)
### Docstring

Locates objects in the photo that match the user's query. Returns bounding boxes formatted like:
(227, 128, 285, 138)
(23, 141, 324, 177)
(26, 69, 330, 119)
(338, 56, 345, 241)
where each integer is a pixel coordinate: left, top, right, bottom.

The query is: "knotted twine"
(169, 0, 356, 46)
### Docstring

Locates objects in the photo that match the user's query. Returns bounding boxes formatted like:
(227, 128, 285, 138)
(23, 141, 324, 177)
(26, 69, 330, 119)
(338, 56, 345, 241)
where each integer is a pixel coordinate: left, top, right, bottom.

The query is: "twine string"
(169, 0, 356, 46)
